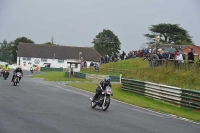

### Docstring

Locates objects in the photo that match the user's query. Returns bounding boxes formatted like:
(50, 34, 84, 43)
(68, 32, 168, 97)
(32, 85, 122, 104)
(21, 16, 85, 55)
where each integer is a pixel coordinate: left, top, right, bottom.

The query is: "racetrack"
(0, 70, 199, 133)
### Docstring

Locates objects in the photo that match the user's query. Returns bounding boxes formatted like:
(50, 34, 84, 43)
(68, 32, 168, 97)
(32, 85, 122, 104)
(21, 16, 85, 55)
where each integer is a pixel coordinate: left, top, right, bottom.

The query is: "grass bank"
(82, 58, 200, 90)
(81, 58, 149, 75)
(123, 66, 200, 91)
(67, 83, 200, 122)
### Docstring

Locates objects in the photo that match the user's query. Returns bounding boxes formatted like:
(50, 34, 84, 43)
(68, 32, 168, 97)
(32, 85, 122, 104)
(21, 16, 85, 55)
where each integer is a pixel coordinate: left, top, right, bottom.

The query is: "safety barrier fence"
(65, 72, 70, 78)
(40, 67, 63, 71)
(74, 72, 86, 78)
(121, 78, 200, 110)
(73, 72, 121, 82)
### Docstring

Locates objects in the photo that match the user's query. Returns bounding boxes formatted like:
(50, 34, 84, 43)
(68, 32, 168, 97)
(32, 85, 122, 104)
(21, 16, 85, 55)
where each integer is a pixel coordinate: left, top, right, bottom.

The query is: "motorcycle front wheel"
(13, 77, 18, 86)
(102, 96, 110, 111)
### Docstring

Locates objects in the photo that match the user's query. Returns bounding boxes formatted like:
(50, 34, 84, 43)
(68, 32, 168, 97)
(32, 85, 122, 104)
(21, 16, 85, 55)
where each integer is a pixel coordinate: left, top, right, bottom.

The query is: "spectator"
(156, 51, 163, 66)
(148, 53, 159, 67)
(175, 51, 184, 69)
(84, 61, 87, 68)
(122, 51, 126, 60)
(174, 48, 178, 59)
(188, 48, 194, 70)
(111, 55, 115, 62)
(105, 55, 107, 63)
(81, 61, 84, 68)
(90, 61, 94, 66)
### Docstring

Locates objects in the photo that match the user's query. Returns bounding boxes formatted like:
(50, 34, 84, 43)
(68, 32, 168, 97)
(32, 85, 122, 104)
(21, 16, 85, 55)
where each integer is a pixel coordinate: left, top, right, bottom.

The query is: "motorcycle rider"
(30, 66, 33, 72)
(2, 64, 10, 77)
(11, 66, 23, 82)
(0, 67, 2, 76)
(91, 77, 112, 102)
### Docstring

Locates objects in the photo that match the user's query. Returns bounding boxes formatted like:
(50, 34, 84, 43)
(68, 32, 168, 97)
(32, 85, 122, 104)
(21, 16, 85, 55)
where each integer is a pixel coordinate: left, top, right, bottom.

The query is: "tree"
(42, 36, 58, 45)
(92, 29, 121, 56)
(144, 23, 193, 45)
(13, 37, 35, 61)
(43, 42, 56, 45)
(0, 40, 14, 63)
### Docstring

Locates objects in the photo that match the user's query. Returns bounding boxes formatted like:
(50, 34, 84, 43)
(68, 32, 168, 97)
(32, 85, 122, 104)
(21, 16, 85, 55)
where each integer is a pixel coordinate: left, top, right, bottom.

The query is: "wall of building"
(16, 57, 81, 71)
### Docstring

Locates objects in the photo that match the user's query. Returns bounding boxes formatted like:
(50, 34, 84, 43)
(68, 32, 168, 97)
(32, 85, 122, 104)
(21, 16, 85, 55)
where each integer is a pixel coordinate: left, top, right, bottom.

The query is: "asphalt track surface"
(0, 70, 199, 133)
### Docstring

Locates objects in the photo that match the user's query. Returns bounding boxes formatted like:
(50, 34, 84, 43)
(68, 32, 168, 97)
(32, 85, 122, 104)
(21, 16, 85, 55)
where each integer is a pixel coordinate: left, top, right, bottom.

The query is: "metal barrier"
(74, 72, 86, 78)
(65, 72, 70, 78)
(109, 75, 121, 82)
(86, 74, 108, 81)
(40, 67, 63, 71)
(121, 78, 200, 110)
(73, 72, 121, 82)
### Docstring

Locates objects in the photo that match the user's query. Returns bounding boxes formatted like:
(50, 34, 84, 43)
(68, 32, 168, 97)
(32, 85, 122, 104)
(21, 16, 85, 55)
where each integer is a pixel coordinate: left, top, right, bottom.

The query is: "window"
(22, 57, 31, 61)
(58, 59, 64, 63)
(27, 57, 31, 61)
(41, 58, 47, 62)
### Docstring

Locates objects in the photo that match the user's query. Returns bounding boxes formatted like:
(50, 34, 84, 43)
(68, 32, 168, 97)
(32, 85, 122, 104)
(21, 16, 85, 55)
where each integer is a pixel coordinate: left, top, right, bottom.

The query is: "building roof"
(18, 43, 101, 61)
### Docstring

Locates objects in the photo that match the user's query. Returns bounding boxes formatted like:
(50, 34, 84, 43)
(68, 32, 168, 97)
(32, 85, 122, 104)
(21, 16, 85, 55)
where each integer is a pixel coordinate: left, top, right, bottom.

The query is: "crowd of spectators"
(81, 46, 199, 70)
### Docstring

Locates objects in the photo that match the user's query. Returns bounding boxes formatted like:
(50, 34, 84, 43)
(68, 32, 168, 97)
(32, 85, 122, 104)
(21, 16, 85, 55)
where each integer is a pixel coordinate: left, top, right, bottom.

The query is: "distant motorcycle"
(30, 68, 34, 73)
(94, 63, 99, 72)
(3, 71, 9, 80)
(90, 86, 113, 111)
(13, 72, 22, 86)
(0, 69, 2, 77)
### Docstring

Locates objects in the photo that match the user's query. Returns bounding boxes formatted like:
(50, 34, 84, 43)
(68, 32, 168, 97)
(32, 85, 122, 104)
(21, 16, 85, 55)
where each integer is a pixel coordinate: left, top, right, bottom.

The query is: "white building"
(17, 43, 101, 72)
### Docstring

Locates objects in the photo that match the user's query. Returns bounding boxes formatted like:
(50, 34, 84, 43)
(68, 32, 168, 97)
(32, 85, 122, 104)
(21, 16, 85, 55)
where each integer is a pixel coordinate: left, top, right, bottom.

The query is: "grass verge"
(31, 71, 90, 82)
(82, 58, 200, 90)
(67, 83, 200, 122)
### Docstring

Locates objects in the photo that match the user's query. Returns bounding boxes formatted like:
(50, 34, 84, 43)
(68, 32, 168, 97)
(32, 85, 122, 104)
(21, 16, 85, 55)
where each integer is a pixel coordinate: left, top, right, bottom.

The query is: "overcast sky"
(0, 0, 200, 53)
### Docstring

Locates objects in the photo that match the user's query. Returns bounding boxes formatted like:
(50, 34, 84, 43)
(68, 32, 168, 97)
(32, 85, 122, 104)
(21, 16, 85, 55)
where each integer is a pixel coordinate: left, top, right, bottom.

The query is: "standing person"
(188, 48, 194, 70)
(175, 51, 184, 69)
(122, 51, 126, 60)
(81, 61, 84, 68)
(174, 48, 179, 59)
(105, 55, 107, 63)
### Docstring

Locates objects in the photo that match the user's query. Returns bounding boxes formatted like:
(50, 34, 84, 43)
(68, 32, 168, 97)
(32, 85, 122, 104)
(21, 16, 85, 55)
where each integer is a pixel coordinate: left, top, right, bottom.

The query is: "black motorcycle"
(90, 86, 113, 111)
(3, 71, 9, 80)
(0, 70, 2, 77)
(30, 69, 34, 73)
(13, 72, 22, 86)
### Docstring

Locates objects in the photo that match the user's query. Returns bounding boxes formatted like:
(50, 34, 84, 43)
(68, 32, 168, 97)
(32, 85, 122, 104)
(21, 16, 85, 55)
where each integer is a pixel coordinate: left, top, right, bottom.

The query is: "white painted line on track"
(49, 83, 166, 118)
(64, 85, 200, 126)
(46, 83, 90, 97)
(41, 81, 200, 126)
(131, 108, 166, 118)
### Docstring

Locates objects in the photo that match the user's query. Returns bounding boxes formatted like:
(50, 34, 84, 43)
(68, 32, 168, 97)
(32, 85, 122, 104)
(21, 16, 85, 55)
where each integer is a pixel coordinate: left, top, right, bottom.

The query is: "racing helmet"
(18, 66, 22, 70)
(104, 77, 111, 84)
